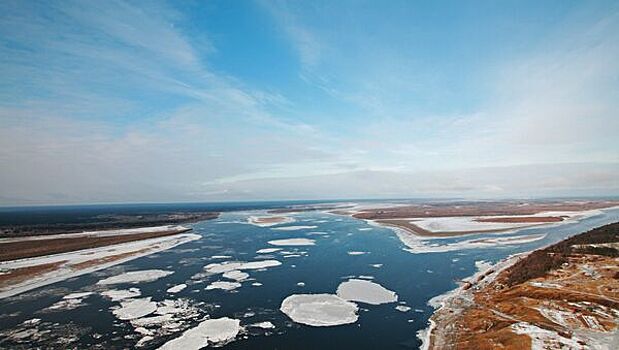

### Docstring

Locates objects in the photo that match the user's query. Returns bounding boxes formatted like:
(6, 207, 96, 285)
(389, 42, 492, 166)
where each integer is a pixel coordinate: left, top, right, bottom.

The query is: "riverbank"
(422, 222, 619, 349)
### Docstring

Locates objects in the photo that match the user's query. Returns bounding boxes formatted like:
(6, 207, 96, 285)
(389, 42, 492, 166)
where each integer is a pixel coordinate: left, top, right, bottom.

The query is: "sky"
(1, 0, 618, 205)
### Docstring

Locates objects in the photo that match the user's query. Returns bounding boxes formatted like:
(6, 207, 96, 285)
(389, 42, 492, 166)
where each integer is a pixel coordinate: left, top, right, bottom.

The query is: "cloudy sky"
(1, 0, 618, 205)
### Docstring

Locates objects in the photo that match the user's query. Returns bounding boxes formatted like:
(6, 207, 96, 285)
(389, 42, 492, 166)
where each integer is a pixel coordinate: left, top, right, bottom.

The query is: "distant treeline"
(0, 212, 219, 237)
(503, 222, 619, 287)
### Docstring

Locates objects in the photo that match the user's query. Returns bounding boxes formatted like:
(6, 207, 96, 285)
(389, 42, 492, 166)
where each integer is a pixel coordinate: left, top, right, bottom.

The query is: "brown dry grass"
(0, 261, 67, 288)
(475, 216, 564, 223)
(0, 228, 190, 262)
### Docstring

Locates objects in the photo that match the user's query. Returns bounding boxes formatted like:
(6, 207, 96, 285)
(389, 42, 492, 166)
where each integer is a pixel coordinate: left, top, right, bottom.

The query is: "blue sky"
(1, 0, 618, 204)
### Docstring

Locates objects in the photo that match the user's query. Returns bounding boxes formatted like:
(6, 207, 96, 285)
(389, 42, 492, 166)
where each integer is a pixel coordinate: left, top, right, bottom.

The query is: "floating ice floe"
(204, 260, 282, 274)
(250, 321, 275, 329)
(256, 248, 282, 254)
(166, 284, 187, 294)
(251, 282, 263, 287)
(336, 279, 398, 305)
(395, 305, 411, 312)
(63, 291, 93, 300)
(211, 255, 232, 259)
(128, 298, 201, 346)
(272, 225, 317, 231)
(113, 298, 158, 320)
(307, 231, 328, 235)
(370, 264, 383, 268)
(267, 238, 315, 246)
(205, 281, 242, 291)
(97, 270, 174, 285)
(45, 298, 85, 311)
(347, 251, 367, 255)
(101, 288, 141, 301)
(222, 270, 249, 281)
(157, 317, 242, 350)
(280, 294, 359, 327)
(296, 282, 305, 287)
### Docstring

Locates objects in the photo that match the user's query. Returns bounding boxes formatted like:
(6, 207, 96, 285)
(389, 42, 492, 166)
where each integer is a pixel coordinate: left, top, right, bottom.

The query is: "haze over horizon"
(1, 0, 618, 205)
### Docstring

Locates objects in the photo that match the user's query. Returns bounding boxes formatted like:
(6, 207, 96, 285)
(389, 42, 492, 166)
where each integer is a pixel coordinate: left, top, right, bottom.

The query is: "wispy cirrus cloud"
(1, 1, 618, 204)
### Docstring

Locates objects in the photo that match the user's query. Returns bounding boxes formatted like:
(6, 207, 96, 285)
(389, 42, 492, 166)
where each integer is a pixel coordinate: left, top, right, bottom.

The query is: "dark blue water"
(1, 204, 618, 349)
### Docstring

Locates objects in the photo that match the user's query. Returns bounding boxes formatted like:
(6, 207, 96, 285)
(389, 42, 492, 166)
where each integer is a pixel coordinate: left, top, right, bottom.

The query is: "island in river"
(0, 210, 219, 299)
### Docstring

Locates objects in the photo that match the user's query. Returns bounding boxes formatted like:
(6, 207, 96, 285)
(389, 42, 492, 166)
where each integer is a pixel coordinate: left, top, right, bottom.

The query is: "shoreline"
(0, 226, 202, 299)
(421, 222, 619, 349)
(418, 253, 526, 349)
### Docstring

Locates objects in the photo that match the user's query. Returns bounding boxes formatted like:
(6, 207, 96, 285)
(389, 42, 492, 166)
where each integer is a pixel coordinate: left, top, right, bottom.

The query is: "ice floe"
(63, 291, 93, 299)
(222, 270, 249, 281)
(210, 255, 232, 259)
(166, 284, 187, 294)
(336, 279, 398, 305)
(272, 225, 317, 231)
(100, 288, 141, 301)
(250, 321, 275, 329)
(347, 251, 367, 255)
(280, 294, 359, 327)
(157, 317, 242, 349)
(267, 238, 315, 246)
(113, 298, 158, 320)
(204, 260, 282, 275)
(45, 298, 86, 311)
(97, 270, 174, 285)
(205, 281, 242, 291)
(256, 248, 282, 254)
(395, 305, 411, 312)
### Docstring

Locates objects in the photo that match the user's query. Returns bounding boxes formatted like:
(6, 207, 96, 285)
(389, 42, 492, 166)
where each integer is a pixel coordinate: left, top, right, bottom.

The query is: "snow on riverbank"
(0, 233, 200, 299)
(392, 227, 546, 254)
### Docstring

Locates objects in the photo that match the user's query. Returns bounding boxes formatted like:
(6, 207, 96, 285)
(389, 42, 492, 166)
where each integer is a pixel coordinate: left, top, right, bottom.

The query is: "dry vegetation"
(428, 222, 619, 350)
(353, 200, 619, 220)
(0, 227, 191, 262)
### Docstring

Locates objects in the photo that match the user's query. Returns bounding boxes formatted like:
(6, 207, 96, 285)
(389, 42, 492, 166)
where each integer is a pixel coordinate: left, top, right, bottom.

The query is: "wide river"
(1, 204, 618, 349)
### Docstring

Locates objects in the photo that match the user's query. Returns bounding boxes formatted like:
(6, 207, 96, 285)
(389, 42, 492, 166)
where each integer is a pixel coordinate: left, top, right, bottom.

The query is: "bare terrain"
(427, 222, 619, 350)
(0, 211, 218, 238)
(349, 200, 619, 237)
